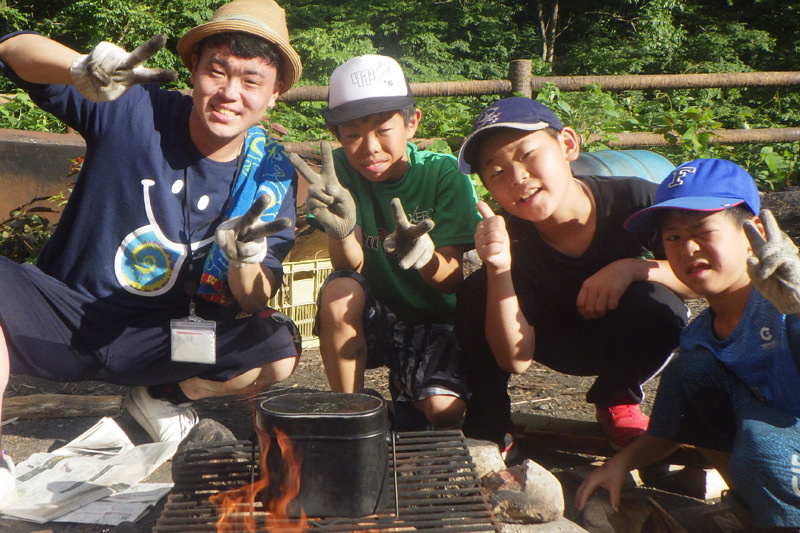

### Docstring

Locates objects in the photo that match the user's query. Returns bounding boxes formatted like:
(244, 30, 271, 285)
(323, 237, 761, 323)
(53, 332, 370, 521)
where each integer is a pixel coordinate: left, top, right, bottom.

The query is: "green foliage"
(0, 0, 799, 198)
(0, 1, 28, 32)
(281, 0, 539, 84)
(0, 193, 63, 263)
(529, 82, 799, 190)
(271, 101, 332, 143)
(0, 90, 66, 132)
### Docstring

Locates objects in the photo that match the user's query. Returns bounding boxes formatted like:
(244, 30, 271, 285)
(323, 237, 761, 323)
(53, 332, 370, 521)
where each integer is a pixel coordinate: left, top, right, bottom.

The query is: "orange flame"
(210, 418, 308, 532)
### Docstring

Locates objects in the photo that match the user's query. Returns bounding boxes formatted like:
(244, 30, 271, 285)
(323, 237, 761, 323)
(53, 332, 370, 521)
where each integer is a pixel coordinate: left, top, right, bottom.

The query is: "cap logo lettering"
(475, 108, 501, 128)
(668, 166, 696, 188)
(350, 69, 377, 88)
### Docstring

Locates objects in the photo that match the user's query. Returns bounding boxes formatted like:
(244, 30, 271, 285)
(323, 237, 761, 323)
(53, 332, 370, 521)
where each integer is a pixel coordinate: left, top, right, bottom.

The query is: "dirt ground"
(2, 189, 799, 532)
(1, 350, 642, 533)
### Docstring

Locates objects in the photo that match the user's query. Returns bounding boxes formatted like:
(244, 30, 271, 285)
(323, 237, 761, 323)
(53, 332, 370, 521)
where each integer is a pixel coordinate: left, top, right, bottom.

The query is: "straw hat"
(177, 0, 302, 92)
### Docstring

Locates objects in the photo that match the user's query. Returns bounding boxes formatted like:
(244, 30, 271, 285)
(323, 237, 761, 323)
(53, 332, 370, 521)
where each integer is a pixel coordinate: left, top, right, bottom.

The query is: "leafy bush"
(0, 158, 76, 264)
(0, 91, 67, 132)
(0, 192, 66, 263)
(0, 0, 798, 220)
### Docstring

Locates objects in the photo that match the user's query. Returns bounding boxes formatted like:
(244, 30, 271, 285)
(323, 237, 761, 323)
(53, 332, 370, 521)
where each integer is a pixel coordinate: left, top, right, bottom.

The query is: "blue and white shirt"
(682, 289, 800, 417)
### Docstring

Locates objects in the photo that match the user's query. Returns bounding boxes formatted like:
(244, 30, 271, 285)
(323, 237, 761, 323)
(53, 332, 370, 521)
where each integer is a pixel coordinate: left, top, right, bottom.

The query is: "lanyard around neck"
(181, 140, 244, 300)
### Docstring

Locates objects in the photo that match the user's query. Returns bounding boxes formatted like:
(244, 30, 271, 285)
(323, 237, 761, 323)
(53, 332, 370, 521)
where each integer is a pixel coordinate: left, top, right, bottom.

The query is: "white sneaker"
(0, 451, 16, 511)
(125, 386, 198, 442)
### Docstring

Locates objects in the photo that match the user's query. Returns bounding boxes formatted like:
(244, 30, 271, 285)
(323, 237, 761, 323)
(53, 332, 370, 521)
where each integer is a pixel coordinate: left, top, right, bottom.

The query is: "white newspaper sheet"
(54, 483, 173, 525)
(2, 417, 178, 524)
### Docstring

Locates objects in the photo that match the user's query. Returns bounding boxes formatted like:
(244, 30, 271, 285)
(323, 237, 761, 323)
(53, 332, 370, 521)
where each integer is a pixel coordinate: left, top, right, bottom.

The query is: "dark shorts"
(0, 258, 301, 386)
(314, 270, 468, 402)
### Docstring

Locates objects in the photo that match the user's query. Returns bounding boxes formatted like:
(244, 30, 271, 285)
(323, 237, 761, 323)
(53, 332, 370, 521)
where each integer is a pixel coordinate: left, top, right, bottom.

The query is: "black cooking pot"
(256, 390, 390, 518)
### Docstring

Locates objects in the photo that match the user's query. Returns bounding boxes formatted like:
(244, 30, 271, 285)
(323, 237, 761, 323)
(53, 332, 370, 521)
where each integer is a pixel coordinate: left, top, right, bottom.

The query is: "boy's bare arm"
(215, 193, 292, 311)
(0, 33, 175, 101)
(635, 258, 697, 298)
(578, 257, 696, 319)
(417, 244, 468, 294)
(328, 229, 364, 272)
(0, 33, 78, 85)
(575, 433, 680, 512)
(485, 268, 536, 373)
(475, 202, 535, 373)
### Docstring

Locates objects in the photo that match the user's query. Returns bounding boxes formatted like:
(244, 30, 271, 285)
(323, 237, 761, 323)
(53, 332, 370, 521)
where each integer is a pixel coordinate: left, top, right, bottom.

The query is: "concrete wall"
(0, 128, 85, 220)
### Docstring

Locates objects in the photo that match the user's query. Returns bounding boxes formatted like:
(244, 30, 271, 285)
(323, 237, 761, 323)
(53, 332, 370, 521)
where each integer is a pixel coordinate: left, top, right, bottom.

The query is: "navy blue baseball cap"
(457, 97, 564, 175)
(624, 158, 760, 232)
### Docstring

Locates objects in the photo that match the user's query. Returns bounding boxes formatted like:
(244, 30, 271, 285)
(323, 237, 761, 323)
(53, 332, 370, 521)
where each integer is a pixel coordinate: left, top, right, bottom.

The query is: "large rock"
(483, 459, 565, 524)
(466, 437, 507, 478)
(580, 494, 685, 533)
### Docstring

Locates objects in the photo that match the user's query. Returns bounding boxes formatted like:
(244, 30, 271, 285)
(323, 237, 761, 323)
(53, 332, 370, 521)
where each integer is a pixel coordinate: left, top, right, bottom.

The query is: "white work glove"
(384, 197, 435, 270)
(744, 209, 800, 314)
(288, 142, 357, 240)
(215, 193, 292, 266)
(69, 34, 177, 102)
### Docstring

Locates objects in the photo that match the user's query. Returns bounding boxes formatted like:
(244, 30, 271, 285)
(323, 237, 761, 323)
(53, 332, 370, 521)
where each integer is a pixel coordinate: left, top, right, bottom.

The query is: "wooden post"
(3, 394, 122, 420)
(508, 59, 532, 98)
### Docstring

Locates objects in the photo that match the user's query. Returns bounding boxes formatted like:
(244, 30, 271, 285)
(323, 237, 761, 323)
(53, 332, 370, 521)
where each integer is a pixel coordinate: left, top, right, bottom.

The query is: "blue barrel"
(570, 150, 675, 184)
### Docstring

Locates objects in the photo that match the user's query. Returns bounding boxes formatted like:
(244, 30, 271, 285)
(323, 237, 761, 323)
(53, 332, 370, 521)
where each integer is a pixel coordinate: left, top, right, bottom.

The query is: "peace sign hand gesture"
(216, 193, 293, 266)
(288, 142, 357, 240)
(70, 34, 178, 102)
(744, 209, 800, 314)
(384, 198, 435, 270)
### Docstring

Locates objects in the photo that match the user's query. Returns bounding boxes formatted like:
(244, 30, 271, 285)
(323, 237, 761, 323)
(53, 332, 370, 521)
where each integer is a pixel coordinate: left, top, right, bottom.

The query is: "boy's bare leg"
(178, 356, 299, 399)
(0, 326, 7, 428)
(316, 276, 367, 393)
(415, 394, 466, 429)
(0, 325, 15, 510)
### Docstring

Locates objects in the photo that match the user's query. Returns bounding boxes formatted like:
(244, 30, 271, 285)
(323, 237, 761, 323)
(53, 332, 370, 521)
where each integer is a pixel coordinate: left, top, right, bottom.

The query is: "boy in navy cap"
(576, 158, 800, 530)
(455, 97, 693, 450)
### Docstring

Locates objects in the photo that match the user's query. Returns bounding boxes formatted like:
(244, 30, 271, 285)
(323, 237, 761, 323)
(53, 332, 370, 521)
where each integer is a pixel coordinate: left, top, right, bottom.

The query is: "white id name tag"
(170, 316, 216, 364)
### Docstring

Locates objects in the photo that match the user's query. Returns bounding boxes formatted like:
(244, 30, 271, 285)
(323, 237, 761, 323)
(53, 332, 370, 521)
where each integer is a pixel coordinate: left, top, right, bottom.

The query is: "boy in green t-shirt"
(289, 55, 482, 430)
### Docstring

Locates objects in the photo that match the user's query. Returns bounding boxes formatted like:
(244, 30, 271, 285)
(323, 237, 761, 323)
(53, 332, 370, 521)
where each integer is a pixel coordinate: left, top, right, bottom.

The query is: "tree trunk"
(538, 0, 559, 63)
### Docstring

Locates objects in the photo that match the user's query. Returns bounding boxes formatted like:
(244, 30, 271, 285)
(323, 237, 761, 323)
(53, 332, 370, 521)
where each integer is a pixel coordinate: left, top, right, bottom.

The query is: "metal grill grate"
(155, 430, 500, 532)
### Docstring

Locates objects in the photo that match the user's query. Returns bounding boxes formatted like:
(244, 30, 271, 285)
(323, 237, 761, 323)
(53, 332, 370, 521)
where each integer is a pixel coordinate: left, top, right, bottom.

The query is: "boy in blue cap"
(455, 97, 693, 450)
(576, 158, 800, 530)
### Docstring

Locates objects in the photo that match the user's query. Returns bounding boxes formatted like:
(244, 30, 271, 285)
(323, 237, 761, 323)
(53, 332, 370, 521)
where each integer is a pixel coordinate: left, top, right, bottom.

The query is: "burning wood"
(210, 425, 307, 532)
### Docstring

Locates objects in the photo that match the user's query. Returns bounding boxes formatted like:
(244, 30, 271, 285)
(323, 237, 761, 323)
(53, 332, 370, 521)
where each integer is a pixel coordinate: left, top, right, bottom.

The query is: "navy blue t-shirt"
(0, 33, 296, 312)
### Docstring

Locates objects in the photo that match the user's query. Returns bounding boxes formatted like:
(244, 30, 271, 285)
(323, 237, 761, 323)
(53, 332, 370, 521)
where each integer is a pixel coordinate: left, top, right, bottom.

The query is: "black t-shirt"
(506, 174, 660, 326)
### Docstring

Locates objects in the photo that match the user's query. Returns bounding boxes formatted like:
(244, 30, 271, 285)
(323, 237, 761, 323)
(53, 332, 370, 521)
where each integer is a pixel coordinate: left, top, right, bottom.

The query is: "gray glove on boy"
(288, 142, 357, 240)
(384, 198, 435, 270)
(216, 193, 292, 266)
(744, 209, 800, 314)
(70, 34, 177, 102)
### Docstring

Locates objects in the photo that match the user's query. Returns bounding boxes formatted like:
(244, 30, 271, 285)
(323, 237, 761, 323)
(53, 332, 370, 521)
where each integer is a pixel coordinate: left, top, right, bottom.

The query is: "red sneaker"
(595, 403, 649, 449)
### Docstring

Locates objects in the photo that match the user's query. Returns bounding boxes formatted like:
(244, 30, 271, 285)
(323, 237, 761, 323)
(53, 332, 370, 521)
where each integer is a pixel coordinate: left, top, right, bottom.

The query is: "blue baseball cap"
(624, 158, 760, 232)
(457, 97, 563, 175)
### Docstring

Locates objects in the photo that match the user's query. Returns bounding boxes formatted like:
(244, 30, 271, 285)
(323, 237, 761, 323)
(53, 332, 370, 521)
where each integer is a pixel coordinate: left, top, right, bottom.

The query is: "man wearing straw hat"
(0, 0, 303, 507)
